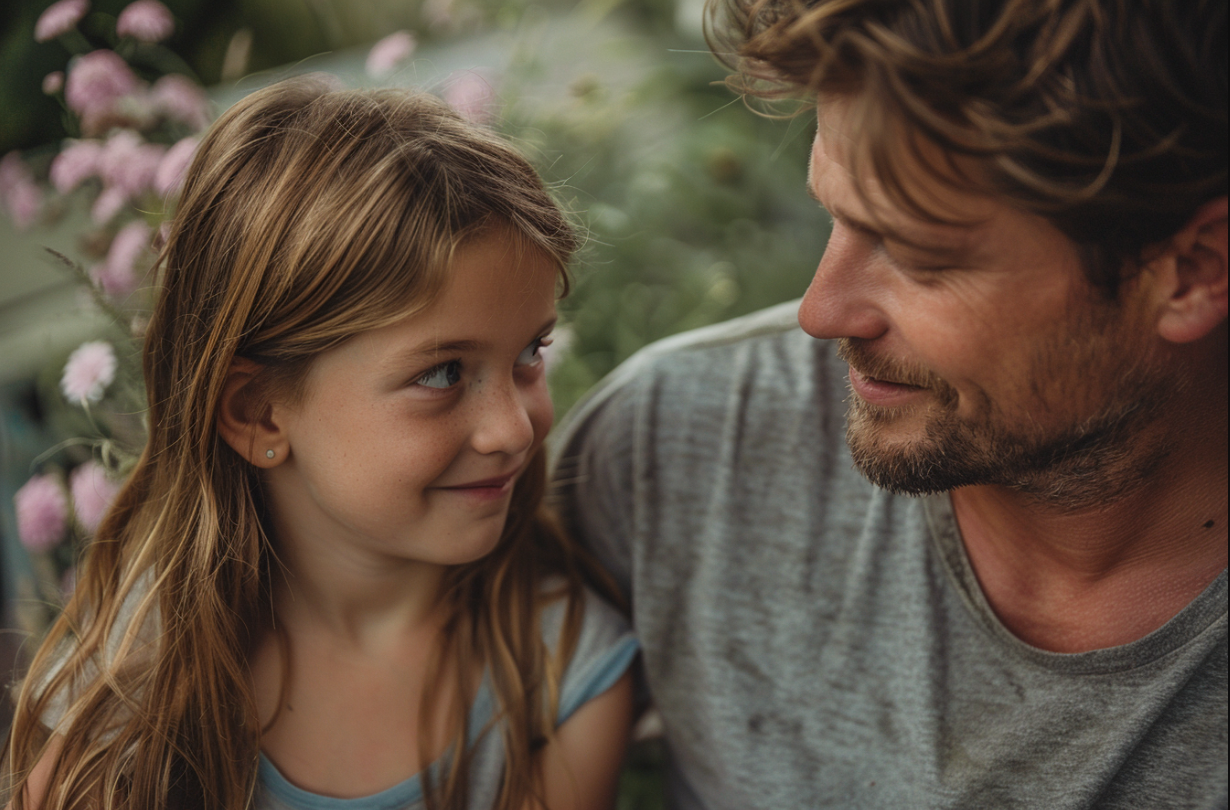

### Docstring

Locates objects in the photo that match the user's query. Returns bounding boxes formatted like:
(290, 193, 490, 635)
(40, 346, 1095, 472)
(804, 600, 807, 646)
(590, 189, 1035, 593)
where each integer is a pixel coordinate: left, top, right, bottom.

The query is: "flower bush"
(3, 0, 208, 621)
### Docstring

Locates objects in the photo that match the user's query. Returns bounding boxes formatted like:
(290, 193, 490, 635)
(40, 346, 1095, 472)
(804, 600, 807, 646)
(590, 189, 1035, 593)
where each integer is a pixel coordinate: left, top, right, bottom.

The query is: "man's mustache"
(837, 338, 946, 391)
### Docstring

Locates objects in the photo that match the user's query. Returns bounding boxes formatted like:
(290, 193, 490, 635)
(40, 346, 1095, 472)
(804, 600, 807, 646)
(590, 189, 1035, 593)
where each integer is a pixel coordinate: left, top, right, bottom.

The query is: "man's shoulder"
(552, 299, 849, 507)
(620, 298, 810, 370)
(565, 299, 831, 421)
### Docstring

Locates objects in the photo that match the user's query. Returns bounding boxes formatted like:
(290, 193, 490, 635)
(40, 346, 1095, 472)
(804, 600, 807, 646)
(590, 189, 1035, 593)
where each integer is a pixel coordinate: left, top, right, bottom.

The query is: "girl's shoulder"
(537, 579, 639, 726)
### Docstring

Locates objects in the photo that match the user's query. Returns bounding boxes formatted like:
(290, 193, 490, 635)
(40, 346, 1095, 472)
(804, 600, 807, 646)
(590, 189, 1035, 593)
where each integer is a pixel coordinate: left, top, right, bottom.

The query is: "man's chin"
(847, 419, 951, 495)
(844, 409, 995, 496)
(847, 440, 955, 496)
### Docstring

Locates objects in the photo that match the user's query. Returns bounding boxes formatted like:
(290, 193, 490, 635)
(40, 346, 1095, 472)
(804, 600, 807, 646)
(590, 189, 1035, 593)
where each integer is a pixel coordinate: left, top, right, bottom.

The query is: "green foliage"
(618, 738, 670, 810)
(500, 34, 826, 414)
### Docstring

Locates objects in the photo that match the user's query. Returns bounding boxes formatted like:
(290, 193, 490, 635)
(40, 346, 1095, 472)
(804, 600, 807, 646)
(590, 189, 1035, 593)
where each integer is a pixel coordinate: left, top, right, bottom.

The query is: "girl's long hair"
(3, 76, 609, 810)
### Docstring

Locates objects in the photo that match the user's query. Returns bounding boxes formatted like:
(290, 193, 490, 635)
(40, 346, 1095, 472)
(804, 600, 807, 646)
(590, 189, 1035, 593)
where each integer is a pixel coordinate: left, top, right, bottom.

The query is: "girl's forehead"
(351, 240, 558, 356)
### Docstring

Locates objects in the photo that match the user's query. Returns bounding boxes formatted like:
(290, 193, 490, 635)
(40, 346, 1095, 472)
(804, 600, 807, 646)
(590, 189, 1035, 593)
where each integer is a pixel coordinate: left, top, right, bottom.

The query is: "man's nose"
(798, 223, 890, 341)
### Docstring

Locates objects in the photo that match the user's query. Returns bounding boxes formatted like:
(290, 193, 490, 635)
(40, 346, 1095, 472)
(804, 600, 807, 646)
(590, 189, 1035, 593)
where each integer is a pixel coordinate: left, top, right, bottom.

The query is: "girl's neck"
(270, 539, 450, 649)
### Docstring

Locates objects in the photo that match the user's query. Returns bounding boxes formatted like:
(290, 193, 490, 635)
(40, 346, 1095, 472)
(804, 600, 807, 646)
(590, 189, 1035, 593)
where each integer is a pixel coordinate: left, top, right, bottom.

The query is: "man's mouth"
(850, 363, 924, 387)
(848, 365, 928, 404)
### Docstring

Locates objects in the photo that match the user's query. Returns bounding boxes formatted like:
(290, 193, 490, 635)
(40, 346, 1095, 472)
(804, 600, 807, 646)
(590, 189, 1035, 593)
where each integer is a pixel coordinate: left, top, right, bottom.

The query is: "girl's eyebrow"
(387, 340, 483, 368)
(386, 317, 558, 366)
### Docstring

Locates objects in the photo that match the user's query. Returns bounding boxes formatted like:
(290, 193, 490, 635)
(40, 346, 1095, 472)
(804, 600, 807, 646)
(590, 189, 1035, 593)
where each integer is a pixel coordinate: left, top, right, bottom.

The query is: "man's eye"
(416, 360, 462, 389)
(516, 337, 553, 367)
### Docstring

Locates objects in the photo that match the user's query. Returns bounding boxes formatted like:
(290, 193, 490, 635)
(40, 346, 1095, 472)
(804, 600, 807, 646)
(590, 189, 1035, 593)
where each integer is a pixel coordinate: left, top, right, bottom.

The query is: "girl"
(3, 76, 637, 810)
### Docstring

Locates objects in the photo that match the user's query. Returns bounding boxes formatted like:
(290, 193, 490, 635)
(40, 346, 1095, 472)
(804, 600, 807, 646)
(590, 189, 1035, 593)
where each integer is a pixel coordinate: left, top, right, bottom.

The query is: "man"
(551, 1, 1227, 808)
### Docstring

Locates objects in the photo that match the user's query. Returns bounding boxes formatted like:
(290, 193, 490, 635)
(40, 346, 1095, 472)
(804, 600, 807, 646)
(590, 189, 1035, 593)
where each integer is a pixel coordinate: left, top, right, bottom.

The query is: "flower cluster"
(60, 340, 118, 404)
(33, 0, 88, 43)
(366, 31, 417, 79)
(0, 151, 43, 230)
(6, 0, 212, 610)
(2, 0, 207, 241)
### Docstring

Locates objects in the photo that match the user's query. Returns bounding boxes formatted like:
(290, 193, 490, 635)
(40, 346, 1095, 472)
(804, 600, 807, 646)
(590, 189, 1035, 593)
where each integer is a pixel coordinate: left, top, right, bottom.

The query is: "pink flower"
(0, 152, 43, 230)
(96, 130, 141, 181)
(127, 144, 165, 194)
(96, 129, 164, 199)
(90, 183, 129, 225)
(0, 152, 24, 188)
(4, 181, 43, 230)
(443, 71, 498, 125)
(61, 340, 118, 403)
(116, 0, 174, 43)
(50, 139, 103, 194)
(65, 50, 140, 134)
(366, 31, 416, 78)
(153, 136, 197, 197)
(14, 475, 68, 553)
(43, 71, 65, 94)
(151, 74, 209, 130)
(70, 461, 122, 533)
(92, 220, 151, 297)
(34, 0, 88, 43)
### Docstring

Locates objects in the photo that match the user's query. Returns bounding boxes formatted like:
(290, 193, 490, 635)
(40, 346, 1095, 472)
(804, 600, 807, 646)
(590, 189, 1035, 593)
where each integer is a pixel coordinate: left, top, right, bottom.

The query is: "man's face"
(802, 100, 1176, 506)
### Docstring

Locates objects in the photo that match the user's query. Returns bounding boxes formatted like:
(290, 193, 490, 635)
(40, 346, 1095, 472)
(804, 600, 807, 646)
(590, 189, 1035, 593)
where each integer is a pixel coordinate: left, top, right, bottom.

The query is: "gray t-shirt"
(550, 301, 1228, 810)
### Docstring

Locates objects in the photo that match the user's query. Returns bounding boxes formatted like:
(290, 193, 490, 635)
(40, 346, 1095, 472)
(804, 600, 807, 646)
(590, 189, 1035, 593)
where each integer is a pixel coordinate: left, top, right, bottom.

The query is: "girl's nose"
(470, 380, 536, 457)
(798, 222, 890, 342)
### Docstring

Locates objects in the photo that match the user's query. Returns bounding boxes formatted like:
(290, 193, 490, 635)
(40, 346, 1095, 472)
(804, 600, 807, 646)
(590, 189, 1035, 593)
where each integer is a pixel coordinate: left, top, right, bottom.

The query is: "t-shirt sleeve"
(540, 586, 639, 726)
(548, 366, 645, 603)
(37, 572, 160, 735)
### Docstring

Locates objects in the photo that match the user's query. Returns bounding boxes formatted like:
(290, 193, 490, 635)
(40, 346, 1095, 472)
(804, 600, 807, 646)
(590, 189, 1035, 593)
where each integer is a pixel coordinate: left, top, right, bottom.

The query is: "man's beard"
(838, 322, 1179, 510)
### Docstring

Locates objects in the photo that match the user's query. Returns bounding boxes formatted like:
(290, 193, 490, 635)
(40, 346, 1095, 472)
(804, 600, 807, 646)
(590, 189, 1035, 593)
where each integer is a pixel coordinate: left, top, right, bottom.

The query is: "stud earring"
(266, 449, 276, 459)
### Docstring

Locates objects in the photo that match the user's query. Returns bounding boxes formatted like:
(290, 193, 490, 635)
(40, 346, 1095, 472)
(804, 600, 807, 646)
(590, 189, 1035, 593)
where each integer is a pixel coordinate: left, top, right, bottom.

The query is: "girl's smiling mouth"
(435, 471, 519, 501)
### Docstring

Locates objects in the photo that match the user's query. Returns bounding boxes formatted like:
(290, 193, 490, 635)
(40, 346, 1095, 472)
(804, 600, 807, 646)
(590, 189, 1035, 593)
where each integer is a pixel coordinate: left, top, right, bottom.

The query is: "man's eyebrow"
(809, 184, 971, 258)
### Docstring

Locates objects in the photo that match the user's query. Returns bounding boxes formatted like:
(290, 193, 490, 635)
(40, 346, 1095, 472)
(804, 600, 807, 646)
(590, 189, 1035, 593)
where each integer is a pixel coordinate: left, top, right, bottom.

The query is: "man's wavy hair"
(708, 0, 1228, 294)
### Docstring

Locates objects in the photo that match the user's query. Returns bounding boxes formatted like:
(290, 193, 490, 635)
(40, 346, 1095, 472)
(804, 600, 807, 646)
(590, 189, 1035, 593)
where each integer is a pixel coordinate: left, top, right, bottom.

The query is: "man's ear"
(1151, 196, 1228, 344)
(216, 357, 288, 467)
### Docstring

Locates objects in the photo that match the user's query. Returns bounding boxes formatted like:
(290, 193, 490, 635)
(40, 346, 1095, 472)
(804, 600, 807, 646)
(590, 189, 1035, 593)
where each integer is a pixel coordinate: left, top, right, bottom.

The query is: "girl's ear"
(217, 358, 289, 467)
(1150, 196, 1229, 345)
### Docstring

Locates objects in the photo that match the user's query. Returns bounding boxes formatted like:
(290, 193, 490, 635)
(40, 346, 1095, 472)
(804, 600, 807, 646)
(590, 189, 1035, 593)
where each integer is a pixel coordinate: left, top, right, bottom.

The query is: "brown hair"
(3, 76, 605, 809)
(708, 0, 1228, 292)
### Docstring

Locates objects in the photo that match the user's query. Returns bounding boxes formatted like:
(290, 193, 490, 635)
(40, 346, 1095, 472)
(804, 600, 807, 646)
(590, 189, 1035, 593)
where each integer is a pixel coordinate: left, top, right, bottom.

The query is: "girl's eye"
(517, 336, 553, 367)
(416, 360, 462, 389)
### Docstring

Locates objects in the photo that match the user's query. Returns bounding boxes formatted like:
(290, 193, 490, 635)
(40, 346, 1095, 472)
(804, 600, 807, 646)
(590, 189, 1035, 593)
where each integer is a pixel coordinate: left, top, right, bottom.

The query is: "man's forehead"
(807, 105, 997, 252)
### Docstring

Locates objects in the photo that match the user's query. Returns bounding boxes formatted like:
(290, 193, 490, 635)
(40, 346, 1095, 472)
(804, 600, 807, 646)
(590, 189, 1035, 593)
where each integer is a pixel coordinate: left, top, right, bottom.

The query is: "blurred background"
(0, 0, 829, 801)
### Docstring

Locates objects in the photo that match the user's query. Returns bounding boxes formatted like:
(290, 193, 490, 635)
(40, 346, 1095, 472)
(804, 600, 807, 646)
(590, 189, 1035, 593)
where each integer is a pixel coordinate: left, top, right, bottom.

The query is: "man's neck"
(950, 422, 1227, 654)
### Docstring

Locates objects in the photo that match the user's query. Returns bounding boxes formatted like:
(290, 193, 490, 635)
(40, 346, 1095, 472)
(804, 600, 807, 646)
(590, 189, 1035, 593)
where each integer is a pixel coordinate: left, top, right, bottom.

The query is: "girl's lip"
(439, 472, 518, 491)
(848, 365, 926, 405)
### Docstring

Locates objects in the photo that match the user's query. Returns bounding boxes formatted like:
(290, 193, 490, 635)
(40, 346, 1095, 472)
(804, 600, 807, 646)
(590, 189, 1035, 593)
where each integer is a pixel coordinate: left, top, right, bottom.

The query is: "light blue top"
(256, 586, 638, 810)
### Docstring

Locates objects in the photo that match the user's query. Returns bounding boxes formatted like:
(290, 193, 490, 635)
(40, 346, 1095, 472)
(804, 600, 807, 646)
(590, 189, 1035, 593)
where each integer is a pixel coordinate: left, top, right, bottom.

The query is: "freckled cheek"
(525, 386, 554, 449)
(393, 415, 471, 486)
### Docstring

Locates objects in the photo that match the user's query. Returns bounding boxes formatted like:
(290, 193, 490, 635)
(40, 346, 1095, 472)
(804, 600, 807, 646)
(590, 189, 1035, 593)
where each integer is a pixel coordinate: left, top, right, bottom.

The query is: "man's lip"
(848, 365, 929, 406)
(848, 365, 922, 389)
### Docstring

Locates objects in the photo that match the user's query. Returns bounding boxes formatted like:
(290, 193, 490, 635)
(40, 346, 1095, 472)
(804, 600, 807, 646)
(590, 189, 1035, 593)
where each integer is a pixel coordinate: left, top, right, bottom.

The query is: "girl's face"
(263, 230, 559, 570)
